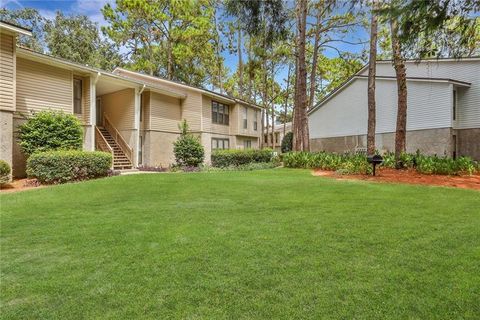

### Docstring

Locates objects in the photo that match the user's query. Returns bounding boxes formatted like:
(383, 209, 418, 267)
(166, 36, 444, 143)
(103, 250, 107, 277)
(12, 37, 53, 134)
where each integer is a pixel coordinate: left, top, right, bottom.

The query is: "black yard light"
(367, 155, 383, 176)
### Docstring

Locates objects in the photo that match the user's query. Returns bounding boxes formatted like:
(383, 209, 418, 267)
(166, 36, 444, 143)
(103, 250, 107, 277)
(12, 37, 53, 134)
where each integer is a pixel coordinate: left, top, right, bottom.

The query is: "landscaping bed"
(313, 167, 480, 190)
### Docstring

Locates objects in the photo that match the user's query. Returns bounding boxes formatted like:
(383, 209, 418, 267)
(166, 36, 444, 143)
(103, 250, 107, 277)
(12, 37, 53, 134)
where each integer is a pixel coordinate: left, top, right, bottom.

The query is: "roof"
(114, 67, 263, 109)
(16, 47, 187, 99)
(0, 20, 32, 36)
(308, 65, 474, 116)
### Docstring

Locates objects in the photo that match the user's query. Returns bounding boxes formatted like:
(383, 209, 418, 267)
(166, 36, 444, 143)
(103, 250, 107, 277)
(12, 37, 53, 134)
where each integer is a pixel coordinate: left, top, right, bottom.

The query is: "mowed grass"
(1, 169, 479, 319)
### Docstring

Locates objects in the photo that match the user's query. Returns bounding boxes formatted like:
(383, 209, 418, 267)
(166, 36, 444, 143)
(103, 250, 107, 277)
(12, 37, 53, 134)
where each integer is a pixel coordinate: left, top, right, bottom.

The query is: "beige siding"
(16, 57, 73, 115)
(149, 91, 182, 132)
(141, 91, 151, 130)
(236, 103, 261, 137)
(100, 88, 135, 130)
(0, 33, 15, 111)
(112, 70, 203, 130)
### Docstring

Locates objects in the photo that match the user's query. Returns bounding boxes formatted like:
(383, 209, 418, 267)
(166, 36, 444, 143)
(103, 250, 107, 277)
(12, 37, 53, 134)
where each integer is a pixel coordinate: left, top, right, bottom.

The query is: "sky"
(2, 0, 368, 87)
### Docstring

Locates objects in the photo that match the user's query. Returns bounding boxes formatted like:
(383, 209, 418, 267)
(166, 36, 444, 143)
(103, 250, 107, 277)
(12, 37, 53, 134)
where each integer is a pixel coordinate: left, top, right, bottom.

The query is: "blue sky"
(3, 0, 368, 87)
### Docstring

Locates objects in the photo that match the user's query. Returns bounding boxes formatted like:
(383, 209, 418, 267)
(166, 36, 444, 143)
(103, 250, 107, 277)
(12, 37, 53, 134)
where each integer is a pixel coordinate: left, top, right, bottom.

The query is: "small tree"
(281, 131, 293, 153)
(173, 120, 205, 167)
(18, 110, 83, 156)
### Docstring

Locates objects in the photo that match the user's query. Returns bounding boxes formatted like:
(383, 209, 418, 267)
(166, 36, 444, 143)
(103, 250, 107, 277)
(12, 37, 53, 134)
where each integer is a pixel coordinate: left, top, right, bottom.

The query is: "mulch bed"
(0, 178, 44, 193)
(313, 168, 480, 190)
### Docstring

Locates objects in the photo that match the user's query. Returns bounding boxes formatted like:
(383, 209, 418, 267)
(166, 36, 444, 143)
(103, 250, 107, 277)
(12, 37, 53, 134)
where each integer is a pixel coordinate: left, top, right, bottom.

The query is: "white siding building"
(308, 58, 480, 159)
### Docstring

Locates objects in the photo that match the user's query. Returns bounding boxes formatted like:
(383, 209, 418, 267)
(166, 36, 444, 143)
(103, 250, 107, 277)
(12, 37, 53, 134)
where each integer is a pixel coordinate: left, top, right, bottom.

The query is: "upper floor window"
(452, 90, 457, 121)
(212, 101, 229, 125)
(73, 78, 82, 114)
(253, 110, 258, 131)
(243, 106, 248, 129)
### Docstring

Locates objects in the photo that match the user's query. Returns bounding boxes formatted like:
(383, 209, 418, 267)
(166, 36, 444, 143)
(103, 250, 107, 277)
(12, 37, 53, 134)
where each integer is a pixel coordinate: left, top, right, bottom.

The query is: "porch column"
(133, 86, 143, 167)
(88, 74, 98, 151)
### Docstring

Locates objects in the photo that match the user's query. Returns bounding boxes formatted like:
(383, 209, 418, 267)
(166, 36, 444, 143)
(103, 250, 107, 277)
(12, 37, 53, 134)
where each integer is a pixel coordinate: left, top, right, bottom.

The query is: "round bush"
(27, 150, 112, 184)
(281, 131, 293, 153)
(0, 160, 11, 185)
(18, 110, 83, 156)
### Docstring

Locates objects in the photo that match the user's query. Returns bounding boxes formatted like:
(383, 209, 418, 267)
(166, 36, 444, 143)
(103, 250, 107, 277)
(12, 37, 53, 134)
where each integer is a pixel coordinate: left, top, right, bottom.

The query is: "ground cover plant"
(381, 152, 478, 175)
(283, 151, 372, 174)
(1, 169, 479, 319)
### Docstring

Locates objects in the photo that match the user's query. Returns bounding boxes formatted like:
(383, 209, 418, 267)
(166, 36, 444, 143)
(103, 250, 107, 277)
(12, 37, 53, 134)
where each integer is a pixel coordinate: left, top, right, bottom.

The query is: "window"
(275, 133, 280, 144)
(212, 101, 229, 125)
(244, 140, 252, 149)
(253, 110, 258, 131)
(264, 134, 268, 143)
(452, 90, 457, 121)
(212, 138, 229, 150)
(243, 106, 248, 129)
(73, 78, 82, 114)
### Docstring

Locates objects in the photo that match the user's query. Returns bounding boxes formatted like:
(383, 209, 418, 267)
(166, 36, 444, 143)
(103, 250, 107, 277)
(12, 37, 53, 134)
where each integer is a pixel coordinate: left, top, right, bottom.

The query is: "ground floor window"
(138, 135, 143, 165)
(212, 138, 229, 150)
(244, 140, 252, 149)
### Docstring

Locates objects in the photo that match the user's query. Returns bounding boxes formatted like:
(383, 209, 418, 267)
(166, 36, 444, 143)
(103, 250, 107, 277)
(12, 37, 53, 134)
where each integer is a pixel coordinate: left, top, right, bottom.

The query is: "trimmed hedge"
(211, 149, 274, 167)
(283, 151, 372, 175)
(27, 150, 112, 184)
(0, 160, 11, 186)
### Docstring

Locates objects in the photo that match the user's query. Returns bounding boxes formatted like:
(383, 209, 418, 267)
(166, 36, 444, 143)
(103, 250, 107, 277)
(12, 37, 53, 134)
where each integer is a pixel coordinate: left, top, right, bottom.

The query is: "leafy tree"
(173, 120, 205, 167)
(45, 12, 121, 70)
(0, 8, 45, 51)
(102, 0, 223, 87)
(18, 111, 83, 156)
(281, 131, 293, 153)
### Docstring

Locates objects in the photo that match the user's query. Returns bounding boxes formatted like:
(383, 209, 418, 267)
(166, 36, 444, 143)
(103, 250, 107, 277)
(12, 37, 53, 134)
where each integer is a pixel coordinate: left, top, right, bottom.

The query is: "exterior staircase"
(96, 126, 133, 170)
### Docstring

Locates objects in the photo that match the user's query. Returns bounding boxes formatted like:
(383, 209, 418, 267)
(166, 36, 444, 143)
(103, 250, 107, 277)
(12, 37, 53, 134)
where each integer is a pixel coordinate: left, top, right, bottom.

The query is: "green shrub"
(0, 160, 11, 185)
(283, 151, 372, 175)
(281, 131, 293, 153)
(202, 162, 279, 172)
(211, 148, 274, 167)
(416, 155, 477, 175)
(27, 150, 112, 184)
(18, 110, 83, 156)
(173, 120, 205, 167)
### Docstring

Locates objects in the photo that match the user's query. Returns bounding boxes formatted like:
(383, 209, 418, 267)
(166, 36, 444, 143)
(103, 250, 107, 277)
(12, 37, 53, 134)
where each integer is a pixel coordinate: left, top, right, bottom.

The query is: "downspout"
(90, 72, 101, 151)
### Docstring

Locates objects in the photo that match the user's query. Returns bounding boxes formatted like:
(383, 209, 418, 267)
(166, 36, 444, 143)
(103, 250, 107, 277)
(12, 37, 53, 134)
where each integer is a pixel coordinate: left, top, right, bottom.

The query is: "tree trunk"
(293, 0, 309, 151)
(308, 9, 322, 110)
(367, 0, 378, 156)
(238, 25, 243, 98)
(263, 60, 270, 148)
(283, 63, 292, 137)
(391, 19, 408, 168)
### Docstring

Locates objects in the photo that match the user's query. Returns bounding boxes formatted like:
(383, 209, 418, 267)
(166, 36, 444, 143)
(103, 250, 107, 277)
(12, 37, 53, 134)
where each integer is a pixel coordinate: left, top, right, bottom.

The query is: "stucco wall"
(310, 128, 455, 157)
(457, 128, 480, 160)
(143, 130, 179, 167)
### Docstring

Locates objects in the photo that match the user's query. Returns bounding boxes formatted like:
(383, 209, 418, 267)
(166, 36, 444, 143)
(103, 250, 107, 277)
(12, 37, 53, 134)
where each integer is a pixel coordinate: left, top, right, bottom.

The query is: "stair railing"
(95, 126, 114, 169)
(102, 113, 134, 164)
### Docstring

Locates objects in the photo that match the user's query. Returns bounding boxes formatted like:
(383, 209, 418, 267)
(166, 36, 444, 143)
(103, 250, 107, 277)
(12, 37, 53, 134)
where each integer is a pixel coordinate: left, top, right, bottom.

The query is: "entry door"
(96, 98, 102, 126)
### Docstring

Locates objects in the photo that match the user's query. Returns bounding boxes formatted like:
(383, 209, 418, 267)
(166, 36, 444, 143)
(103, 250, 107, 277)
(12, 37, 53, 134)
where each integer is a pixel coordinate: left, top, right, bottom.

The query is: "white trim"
(0, 22, 32, 36)
(133, 87, 141, 167)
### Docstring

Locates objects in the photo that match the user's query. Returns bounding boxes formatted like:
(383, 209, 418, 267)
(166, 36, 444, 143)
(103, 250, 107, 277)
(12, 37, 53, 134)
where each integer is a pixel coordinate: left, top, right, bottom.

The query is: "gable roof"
(113, 67, 263, 109)
(308, 58, 476, 116)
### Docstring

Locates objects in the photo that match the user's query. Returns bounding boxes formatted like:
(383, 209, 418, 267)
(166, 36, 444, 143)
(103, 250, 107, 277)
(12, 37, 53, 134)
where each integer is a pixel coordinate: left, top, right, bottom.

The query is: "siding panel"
(16, 57, 73, 114)
(149, 91, 181, 132)
(0, 33, 15, 111)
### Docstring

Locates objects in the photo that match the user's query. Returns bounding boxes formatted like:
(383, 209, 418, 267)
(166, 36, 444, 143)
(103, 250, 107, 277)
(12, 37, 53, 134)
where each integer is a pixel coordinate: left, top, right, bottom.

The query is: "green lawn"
(1, 169, 479, 319)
